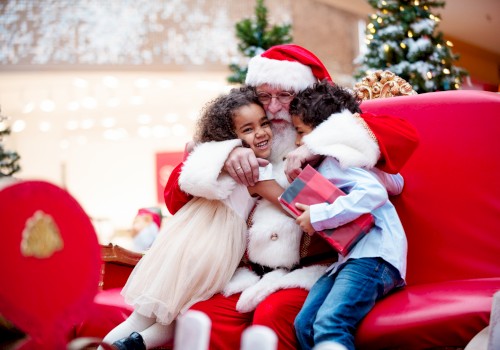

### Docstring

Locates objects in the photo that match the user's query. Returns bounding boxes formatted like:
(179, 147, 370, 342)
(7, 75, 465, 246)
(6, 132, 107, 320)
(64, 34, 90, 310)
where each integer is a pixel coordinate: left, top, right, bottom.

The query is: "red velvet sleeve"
(359, 112, 420, 174)
(163, 162, 193, 215)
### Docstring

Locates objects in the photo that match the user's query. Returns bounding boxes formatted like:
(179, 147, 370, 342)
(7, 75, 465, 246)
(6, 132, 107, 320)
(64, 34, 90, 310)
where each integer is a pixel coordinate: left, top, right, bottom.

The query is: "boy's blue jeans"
(294, 257, 403, 350)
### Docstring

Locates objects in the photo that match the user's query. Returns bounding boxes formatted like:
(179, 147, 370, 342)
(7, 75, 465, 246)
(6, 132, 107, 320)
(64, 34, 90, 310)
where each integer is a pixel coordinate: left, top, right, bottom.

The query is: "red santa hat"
(245, 44, 333, 92)
(360, 112, 420, 173)
(137, 207, 162, 228)
(246, 44, 419, 173)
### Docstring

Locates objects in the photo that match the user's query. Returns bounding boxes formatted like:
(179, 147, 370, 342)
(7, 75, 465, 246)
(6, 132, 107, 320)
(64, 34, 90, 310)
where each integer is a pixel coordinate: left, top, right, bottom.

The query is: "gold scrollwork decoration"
(21, 210, 64, 258)
(354, 70, 418, 100)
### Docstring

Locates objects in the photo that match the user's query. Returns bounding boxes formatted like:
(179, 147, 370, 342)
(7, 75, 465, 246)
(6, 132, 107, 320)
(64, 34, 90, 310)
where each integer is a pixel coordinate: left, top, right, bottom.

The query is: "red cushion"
(75, 289, 174, 349)
(356, 278, 500, 349)
(74, 289, 133, 339)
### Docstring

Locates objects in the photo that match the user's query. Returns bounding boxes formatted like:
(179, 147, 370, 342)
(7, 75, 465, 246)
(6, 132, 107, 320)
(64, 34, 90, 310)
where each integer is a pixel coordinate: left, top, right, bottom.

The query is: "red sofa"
(75, 90, 500, 349)
(356, 90, 500, 349)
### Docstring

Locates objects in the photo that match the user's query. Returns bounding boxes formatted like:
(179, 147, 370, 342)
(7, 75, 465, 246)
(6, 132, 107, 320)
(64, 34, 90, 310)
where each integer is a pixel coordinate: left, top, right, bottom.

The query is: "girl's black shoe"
(112, 332, 146, 350)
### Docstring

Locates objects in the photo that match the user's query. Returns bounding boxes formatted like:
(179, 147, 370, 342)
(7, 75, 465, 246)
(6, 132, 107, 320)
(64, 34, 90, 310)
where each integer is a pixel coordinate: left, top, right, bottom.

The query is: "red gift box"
(279, 164, 374, 255)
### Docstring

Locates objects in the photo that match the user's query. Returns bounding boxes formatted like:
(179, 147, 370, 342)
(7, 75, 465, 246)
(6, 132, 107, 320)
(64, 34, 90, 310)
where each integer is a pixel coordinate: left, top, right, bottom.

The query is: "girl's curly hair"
(194, 85, 261, 143)
(289, 80, 362, 128)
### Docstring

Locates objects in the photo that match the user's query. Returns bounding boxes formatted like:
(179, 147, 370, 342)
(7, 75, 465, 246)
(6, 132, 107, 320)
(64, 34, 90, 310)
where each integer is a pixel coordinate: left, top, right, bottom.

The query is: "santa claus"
(165, 44, 419, 350)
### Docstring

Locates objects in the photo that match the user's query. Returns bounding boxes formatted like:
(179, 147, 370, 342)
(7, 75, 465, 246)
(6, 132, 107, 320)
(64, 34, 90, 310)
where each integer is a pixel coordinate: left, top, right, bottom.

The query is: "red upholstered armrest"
(75, 245, 141, 340)
(355, 278, 500, 349)
(74, 288, 134, 340)
(100, 244, 142, 290)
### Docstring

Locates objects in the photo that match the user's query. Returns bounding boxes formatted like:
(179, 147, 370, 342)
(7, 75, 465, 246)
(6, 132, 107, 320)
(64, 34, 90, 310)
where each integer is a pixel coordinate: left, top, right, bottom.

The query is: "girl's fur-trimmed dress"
(121, 139, 255, 325)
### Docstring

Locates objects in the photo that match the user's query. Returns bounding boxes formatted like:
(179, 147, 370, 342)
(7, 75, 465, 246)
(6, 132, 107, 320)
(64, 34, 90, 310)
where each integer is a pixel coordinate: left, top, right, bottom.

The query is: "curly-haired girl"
(101, 86, 277, 350)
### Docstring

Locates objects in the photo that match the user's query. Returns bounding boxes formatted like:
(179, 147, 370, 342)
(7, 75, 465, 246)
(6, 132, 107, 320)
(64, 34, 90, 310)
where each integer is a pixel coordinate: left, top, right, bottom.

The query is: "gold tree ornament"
(354, 70, 417, 100)
(21, 210, 64, 258)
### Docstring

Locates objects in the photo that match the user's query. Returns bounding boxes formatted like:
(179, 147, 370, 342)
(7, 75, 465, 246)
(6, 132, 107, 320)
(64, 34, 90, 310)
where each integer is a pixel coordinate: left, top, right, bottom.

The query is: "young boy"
(290, 81, 407, 350)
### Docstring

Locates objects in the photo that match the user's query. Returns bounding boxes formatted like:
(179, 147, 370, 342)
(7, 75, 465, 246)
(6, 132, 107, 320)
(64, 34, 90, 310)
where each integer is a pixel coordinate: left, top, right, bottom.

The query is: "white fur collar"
(303, 110, 380, 169)
(179, 139, 241, 200)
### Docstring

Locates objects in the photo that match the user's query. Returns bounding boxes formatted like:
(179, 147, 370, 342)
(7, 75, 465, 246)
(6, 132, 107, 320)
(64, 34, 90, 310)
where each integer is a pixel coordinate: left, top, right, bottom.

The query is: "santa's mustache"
(268, 110, 292, 131)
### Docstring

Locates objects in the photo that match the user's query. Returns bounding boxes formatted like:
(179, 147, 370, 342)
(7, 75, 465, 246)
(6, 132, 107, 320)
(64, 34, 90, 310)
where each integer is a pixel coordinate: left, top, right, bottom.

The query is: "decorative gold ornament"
(21, 210, 64, 258)
(353, 113, 378, 145)
(353, 70, 417, 100)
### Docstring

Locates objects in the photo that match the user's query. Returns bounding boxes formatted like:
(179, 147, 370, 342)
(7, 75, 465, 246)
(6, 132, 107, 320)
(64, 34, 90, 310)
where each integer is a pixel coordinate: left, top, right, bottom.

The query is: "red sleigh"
(2, 89, 500, 349)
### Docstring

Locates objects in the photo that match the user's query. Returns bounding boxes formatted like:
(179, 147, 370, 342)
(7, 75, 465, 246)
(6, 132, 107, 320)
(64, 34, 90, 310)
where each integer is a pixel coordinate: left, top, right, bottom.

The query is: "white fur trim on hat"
(245, 55, 316, 92)
(303, 110, 380, 169)
(179, 139, 241, 200)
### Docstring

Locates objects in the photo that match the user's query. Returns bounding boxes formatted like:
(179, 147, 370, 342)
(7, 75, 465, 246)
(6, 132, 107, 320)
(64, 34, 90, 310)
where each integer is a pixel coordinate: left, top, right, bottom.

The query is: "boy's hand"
(224, 147, 269, 186)
(295, 203, 315, 235)
(285, 145, 322, 183)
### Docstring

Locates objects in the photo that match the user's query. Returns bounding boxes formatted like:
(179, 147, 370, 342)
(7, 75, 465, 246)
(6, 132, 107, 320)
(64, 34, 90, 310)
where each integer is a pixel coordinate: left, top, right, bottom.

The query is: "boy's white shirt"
(371, 168, 404, 196)
(309, 157, 407, 281)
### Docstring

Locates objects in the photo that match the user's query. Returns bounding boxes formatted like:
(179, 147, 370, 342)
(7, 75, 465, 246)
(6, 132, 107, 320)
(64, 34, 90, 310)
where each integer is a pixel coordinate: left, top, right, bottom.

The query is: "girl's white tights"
(98, 311, 174, 349)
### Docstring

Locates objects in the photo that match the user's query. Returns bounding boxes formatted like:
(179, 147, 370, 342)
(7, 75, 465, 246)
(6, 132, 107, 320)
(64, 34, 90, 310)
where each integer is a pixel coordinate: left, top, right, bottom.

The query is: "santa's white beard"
(268, 110, 297, 164)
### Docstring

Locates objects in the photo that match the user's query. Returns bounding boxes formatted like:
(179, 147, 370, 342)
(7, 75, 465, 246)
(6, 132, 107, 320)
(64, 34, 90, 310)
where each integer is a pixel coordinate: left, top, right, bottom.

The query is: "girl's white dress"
(121, 139, 254, 325)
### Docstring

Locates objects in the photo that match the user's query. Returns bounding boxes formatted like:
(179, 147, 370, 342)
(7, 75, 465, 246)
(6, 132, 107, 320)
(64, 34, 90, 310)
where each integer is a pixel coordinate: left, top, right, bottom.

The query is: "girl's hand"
(295, 203, 315, 235)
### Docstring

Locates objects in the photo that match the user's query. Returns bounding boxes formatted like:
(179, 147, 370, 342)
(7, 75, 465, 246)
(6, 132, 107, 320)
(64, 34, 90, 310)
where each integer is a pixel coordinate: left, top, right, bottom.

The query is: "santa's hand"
(224, 147, 265, 186)
(285, 145, 321, 183)
(295, 203, 315, 235)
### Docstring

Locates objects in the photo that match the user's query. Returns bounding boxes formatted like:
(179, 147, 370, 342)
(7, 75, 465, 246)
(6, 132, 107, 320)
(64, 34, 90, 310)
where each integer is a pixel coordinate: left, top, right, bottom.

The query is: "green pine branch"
(0, 108, 21, 177)
(228, 0, 292, 84)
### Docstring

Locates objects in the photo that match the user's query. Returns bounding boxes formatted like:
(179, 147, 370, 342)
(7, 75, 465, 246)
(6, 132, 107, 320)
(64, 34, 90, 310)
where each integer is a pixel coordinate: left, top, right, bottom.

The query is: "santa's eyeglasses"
(256, 91, 295, 105)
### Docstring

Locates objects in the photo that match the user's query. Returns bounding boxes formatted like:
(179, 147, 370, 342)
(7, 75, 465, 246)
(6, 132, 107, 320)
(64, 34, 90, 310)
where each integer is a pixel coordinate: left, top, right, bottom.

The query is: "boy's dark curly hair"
(289, 80, 362, 128)
(195, 85, 261, 143)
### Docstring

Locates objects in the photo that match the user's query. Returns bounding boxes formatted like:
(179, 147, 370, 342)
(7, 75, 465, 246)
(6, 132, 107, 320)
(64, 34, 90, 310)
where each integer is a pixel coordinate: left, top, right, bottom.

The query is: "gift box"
(279, 164, 374, 256)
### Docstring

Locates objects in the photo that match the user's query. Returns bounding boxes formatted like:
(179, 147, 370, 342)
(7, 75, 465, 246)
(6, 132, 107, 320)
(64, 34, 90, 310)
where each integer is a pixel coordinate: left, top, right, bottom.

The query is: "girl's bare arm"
(248, 180, 292, 217)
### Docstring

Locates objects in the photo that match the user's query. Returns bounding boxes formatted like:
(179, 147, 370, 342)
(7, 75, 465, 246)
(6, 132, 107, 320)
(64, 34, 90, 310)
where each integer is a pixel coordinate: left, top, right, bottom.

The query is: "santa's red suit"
(164, 45, 419, 350)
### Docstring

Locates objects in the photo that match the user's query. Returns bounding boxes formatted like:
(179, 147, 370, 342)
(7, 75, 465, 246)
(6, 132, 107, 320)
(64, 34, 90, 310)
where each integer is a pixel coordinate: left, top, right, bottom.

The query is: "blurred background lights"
(12, 119, 26, 133)
(40, 99, 56, 112)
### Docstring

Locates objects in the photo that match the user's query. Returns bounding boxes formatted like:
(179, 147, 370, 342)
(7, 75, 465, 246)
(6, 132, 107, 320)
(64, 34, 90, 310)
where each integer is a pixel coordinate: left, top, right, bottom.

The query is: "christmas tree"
(355, 0, 468, 93)
(0, 108, 21, 177)
(227, 0, 292, 84)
